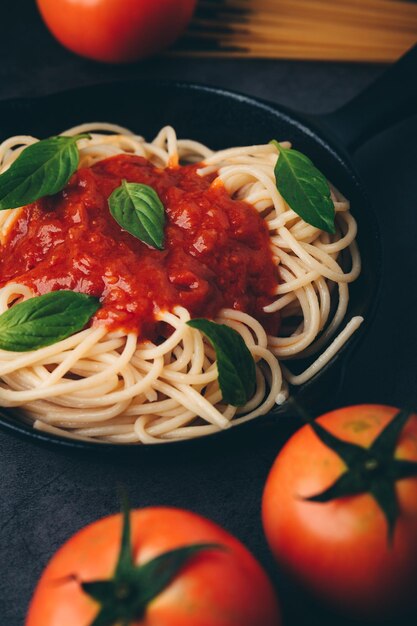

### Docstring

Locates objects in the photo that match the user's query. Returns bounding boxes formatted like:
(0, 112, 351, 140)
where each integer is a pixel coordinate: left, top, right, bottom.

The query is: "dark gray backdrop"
(1, 2, 416, 625)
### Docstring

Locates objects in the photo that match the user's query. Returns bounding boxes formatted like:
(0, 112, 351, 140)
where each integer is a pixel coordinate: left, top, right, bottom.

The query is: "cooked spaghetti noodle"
(0, 124, 361, 443)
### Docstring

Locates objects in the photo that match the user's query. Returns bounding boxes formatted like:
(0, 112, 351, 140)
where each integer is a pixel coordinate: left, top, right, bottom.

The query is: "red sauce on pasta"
(0, 155, 280, 338)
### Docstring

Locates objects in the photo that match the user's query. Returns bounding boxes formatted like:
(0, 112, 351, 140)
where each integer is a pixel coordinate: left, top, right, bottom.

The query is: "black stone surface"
(1, 2, 417, 625)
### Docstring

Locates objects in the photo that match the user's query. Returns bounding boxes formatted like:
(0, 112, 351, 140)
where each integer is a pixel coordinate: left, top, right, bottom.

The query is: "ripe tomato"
(36, 0, 197, 63)
(27, 506, 281, 626)
(262, 404, 417, 618)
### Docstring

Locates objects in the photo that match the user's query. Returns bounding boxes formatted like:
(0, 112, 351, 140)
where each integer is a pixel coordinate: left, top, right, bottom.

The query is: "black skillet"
(0, 45, 416, 455)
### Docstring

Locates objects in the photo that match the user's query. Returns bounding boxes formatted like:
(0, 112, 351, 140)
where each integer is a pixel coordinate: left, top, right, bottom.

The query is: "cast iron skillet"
(0, 45, 416, 454)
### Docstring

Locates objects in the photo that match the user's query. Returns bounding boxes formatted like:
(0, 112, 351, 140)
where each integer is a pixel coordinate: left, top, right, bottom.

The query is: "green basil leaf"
(187, 318, 256, 406)
(271, 140, 335, 234)
(0, 134, 90, 210)
(0, 290, 100, 351)
(108, 181, 165, 250)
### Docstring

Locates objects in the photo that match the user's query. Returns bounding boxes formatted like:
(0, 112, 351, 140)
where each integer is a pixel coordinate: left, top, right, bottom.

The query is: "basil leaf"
(108, 181, 165, 250)
(0, 291, 100, 351)
(187, 318, 256, 406)
(271, 140, 335, 234)
(0, 134, 90, 210)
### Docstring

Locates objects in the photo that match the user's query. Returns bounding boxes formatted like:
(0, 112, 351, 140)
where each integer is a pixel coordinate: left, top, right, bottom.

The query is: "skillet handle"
(317, 44, 417, 152)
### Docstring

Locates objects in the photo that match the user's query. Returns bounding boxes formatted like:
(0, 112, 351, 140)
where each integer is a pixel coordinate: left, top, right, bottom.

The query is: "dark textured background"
(1, 2, 417, 625)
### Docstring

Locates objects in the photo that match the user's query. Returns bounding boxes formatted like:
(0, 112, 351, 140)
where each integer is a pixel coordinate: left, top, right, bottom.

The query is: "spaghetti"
(0, 124, 361, 443)
(170, 0, 417, 63)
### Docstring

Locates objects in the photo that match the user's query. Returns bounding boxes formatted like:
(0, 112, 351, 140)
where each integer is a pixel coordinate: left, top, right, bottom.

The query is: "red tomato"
(36, 0, 197, 63)
(262, 404, 417, 618)
(26, 507, 281, 626)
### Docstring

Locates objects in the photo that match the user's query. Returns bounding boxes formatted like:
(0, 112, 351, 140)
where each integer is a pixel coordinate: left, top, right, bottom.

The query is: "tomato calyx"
(79, 502, 220, 626)
(295, 404, 417, 541)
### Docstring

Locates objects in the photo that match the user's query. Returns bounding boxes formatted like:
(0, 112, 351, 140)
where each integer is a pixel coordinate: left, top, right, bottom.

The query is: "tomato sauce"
(0, 155, 280, 339)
